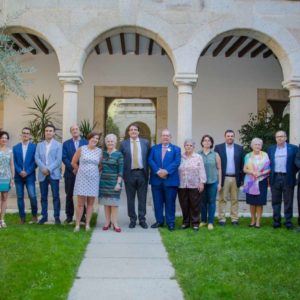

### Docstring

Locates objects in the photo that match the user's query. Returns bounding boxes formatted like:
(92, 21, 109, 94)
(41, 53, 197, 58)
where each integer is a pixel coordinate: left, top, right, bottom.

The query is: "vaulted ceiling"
(9, 32, 276, 59)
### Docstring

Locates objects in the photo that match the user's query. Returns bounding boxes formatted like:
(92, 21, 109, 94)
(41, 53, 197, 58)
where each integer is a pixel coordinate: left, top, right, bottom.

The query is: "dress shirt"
(22, 142, 29, 164)
(73, 138, 80, 150)
(178, 152, 207, 188)
(225, 143, 235, 174)
(130, 138, 143, 169)
(45, 139, 53, 166)
(274, 143, 287, 173)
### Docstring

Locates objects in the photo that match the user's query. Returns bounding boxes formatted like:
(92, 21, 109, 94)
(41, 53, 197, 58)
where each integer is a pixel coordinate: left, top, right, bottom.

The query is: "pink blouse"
(178, 152, 207, 188)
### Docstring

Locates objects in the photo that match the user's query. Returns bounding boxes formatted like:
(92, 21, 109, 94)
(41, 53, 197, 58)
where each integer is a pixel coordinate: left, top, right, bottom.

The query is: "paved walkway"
(68, 200, 184, 300)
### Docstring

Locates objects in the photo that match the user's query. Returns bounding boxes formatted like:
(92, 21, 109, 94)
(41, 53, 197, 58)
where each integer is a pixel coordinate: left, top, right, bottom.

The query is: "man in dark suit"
(148, 129, 181, 231)
(296, 145, 300, 231)
(62, 125, 88, 223)
(119, 124, 150, 229)
(13, 127, 37, 224)
(214, 129, 244, 226)
(268, 130, 298, 229)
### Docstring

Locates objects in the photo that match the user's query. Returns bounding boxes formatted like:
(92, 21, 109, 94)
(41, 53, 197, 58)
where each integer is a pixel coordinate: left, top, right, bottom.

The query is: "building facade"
(0, 0, 300, 148)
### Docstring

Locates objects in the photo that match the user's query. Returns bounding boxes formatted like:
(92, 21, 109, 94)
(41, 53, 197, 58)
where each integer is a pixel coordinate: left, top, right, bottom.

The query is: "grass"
(0, 214, 96, 300)
(160, 217, 300, 300)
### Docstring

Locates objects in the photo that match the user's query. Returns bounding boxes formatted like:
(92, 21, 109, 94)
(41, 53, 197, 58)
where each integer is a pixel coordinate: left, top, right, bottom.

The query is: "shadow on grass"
(160, 217, 300, 300)
(0, 213, 97, 300)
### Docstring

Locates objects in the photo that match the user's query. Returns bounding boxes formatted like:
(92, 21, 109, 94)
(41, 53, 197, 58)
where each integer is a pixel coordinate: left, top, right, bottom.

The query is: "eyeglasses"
(22, 132, 30, 135)
(275, 136, 286, 138)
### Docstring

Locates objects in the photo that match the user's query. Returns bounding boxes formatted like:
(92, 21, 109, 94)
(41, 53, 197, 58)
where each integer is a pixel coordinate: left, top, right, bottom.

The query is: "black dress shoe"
(139, 222, 148, 229)
(151, 222, 164, 229)
(38, 218, 47, 225)
(55, 219, 61, 225)
(192, 226, 199, 231)
(181, 224, 190, 229)
(168, 225, 175, 231)
(273, 223, 281, 229)
(129, 221, 136, 228)
(64, 218, 73, 224)
(286, 225, 294, 230)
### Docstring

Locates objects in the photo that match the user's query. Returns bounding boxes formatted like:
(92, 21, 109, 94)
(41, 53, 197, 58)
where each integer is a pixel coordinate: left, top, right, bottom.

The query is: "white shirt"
(275, 143, 287, 173)
(225, 143, 235, 174)
(45, 139, 53, 166)
(73, 138, 80, 150)
(130, 138, 143, 169)
(22, 142, 29, 164)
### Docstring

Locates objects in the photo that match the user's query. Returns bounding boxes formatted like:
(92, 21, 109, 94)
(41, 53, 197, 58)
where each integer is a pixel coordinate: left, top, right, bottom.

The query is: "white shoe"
(208, 224, 214, 230)
(199, 222, 207, 228)
(0, 220, 6, 228)
(74, 225, 80, 232)
(85, 225, 91, 232)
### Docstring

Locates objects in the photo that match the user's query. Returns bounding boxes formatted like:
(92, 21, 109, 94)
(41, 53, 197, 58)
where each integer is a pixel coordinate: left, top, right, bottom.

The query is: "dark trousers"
(124, 170, 148, 223)
(298, 183, 300, 226)
(151, 185, 178, 226)
(178, 188, 201, 227)
(39, 176, 60, 221)
(65, 176, 86, 221)
(271, 174, 294, 227)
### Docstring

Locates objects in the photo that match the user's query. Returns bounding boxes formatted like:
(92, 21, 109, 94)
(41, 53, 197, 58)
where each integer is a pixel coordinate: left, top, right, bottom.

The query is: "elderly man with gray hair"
(178, 138, 206, 231)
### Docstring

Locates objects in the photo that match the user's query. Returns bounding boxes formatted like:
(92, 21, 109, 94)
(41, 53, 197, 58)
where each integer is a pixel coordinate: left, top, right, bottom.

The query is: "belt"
(275, 172, 286, 176)
(225, 174, 236, 177)
(131, 168, 143, 171)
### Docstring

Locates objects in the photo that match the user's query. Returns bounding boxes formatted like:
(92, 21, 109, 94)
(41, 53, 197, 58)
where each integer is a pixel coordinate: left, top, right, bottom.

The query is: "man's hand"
(20, 171, 27, 178)
(42, 168, 50, 176)
(157, 169, 168, 179)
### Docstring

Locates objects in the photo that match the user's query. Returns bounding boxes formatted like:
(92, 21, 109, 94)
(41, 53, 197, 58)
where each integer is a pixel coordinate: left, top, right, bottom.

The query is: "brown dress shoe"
(30, 216, 38, 224)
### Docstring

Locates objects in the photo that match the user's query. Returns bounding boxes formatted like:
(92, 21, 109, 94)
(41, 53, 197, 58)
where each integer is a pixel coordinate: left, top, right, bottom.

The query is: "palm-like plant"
(26, 94, 60, 143)
(79, 119, 97, 139)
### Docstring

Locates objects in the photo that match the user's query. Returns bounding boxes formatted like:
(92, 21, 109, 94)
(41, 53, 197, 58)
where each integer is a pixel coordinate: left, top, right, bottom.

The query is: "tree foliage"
(239, 109, 289, 152)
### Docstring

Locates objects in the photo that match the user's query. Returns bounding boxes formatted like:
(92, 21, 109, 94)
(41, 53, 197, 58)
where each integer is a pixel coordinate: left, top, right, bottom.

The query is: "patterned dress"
(74, 145, 102, 197)
(0, 148, 13, 192)
(99, 151, 124, 207)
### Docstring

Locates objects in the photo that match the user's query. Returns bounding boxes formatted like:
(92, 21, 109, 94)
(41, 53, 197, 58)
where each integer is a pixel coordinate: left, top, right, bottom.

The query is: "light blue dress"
(0, 148, 12, 192)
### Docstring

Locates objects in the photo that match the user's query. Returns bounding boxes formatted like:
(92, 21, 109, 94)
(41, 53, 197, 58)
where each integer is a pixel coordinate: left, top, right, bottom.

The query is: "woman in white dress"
(72, 132, 102, 232)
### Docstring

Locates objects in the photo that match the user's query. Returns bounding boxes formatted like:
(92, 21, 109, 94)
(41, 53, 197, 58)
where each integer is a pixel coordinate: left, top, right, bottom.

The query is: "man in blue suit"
(214, 129, 244, 226)
(148, 129, 181, 231)
(267, 130, 298, 229)
(35, 125, 62, 224)
(13, 127, 37, 224)
(120, 124, 150, 229)
(62, 125, 88, 223)
(295, 145, 300, 231)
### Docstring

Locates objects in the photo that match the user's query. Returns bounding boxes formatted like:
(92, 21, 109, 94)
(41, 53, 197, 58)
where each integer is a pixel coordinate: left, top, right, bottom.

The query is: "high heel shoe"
(102, 222, 111, 231)
(85, 225, 91, 231)
(74, 225, 80, 232)
(113, 224, 121, 233)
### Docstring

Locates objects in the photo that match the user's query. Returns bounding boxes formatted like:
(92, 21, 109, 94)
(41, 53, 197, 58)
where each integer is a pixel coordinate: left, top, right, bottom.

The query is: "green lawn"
(160, 217, 300, 300)
(0, 214, 95, 300)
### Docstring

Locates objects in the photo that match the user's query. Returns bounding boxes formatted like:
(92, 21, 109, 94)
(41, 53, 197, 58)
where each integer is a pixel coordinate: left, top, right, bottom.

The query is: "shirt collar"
(130, 138, 140, 142)
(276, 142, 287, 150)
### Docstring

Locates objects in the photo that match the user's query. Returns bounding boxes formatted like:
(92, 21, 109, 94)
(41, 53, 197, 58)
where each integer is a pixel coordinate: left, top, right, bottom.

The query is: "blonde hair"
(105, 133, 117, 145)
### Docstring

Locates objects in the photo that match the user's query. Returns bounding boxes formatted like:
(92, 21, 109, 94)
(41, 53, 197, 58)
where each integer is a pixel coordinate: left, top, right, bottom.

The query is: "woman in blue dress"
(0, 131, 14, 228)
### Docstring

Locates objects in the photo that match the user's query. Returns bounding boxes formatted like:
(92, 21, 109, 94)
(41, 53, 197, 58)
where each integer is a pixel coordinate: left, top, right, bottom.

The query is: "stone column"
(283, 79, 300, 145)
(173, 74, 198, 148)
(58, 73, 83, 141)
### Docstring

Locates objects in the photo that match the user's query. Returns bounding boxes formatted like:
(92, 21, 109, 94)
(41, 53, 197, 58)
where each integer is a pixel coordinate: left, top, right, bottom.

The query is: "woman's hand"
(217, 183, 222, 192)
(114, 183, 121, 191)
(198, 183, 204, 193)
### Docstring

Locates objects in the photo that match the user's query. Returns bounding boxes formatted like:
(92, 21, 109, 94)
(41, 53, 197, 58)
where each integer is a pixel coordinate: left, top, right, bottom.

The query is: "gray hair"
(184, 138, 195, 147)
(105, 133, 117, 145)
(251, 137, 263, 148)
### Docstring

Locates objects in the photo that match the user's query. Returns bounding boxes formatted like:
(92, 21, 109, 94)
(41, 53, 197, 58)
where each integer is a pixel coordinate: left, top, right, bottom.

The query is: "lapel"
(23, 143, 32, 166)
(222, 143, 227, 166)
(18, 143, 24, 165)
(70, 139, 76, 153)
(286, 143, 291, 166)
(162, 143, 170, 162)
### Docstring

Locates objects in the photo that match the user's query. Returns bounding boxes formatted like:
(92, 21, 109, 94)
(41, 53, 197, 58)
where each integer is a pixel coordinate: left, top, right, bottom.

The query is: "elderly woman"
(72, 132, 102, 232)
(0, 131, 14, 228)
(243, 138, 270, 228)
(99, 134, 124, 233)
(199, 135, 222, 230)
(178, 139, 206, 231)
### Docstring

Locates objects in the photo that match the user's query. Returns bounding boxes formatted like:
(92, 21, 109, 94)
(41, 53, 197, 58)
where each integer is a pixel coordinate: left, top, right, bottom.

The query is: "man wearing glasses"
(267, 130, 298, 230)
(13, 127, 38, 224)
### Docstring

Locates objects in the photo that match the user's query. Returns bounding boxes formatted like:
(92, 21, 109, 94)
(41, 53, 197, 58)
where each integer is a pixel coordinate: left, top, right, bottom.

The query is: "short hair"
(0, 131, 9, 140)
(70, 124, 79, 132)
(45, 124, 56, 131)
(105, 133, 117, 144)
(224, 129, 235, 136)
(275, 130, 287, 137)
(128, 124, 140, 132)
(250, 137, 263, 148)
(184, 138, 195, 147)
(201, 134, 214, 148)
(161, 129, 171, 137)
(22, 127, 31, 133)
(87, 132, 100, 141)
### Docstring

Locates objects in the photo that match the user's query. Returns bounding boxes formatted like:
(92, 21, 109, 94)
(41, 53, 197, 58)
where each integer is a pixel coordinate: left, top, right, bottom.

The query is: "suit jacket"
(119, 138, 150, 180)
(35, 139, 62, 182)
(148, 143, 181, 187)
(267, 143, 298, 187)
(62, 138, 88, 178)
(295, 144, 300, 184)
(214, 143, 244, 187)
(13, 142, 37, 182)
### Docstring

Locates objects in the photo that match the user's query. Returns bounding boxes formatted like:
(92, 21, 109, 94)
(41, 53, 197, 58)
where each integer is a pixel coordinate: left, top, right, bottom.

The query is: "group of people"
(0, 124, 299, 232)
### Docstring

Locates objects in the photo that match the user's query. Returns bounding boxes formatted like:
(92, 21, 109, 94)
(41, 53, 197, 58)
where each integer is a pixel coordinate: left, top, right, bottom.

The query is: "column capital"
(173, 73, 198, 87)
(57, 72, 83, 84)
(282, 77, 300, 91)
